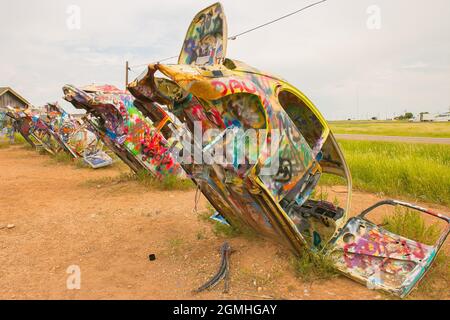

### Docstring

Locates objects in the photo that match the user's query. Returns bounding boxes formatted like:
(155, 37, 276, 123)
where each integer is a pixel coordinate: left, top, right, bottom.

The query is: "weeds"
(382, 208, 449, 299)
(134, 170, 195, 190)
(411, 251, 450, 299)
(83, 169, 195, 191)
(197, 201, 259, 240)
(83, 172, 135, 187)
(213, 221, 241, 238)
(0, 133, 28, 149)
(51, 151, 74, 164)
(382, 208, 441, 245)
(291, 247, 338, 282)
(75, 158, 89, 169)
(38, 147, 49, 155)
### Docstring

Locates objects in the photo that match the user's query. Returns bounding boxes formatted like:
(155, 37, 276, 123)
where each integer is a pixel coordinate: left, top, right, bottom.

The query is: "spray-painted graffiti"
(63, 84, 183, 178)
(127, 2, 449, 297)
(5, 103, 112, 168)
(179, 3, 227, 66)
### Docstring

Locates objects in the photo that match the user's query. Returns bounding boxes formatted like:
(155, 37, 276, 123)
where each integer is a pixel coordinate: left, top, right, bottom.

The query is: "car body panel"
(179, 2, 227, 66)
(63, 84, 182, 178)
(127, 2, 448, 297)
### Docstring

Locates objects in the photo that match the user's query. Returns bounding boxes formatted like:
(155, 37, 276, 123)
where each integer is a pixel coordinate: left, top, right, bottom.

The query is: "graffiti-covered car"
(127, 2, 449, 297)
(6, 106, 62, 154)
(63, 84, 183, 178)
(41, 102, 113, 168)
(4, 106, 38, 148)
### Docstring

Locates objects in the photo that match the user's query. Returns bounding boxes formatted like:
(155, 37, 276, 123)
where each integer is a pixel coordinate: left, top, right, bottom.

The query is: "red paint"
(211, 79, 258, 96)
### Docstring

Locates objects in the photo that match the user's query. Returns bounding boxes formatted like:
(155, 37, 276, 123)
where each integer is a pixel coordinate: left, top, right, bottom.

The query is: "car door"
(329, 200, 449, 297)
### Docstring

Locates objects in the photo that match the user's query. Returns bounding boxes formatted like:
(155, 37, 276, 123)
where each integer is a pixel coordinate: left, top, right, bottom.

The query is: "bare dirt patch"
(0, 146, 448, 300)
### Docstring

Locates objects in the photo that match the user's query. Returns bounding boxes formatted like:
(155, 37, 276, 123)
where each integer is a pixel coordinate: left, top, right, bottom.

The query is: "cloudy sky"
(1, 0, 449, 120)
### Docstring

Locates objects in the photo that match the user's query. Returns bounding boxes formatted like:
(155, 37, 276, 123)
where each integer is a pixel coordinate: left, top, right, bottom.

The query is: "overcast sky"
(1, 0, 449, 120)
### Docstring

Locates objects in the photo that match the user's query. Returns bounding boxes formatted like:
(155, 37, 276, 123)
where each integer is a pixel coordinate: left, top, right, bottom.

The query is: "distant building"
(0, 87, 30, 111)
(414, 112, 450, 122)
(434, 112, 450, 122)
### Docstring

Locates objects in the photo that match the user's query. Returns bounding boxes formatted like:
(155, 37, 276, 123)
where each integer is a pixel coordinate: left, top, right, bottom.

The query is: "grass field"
(330, 121, 450, 138)
(322, 140, 450, 206)
(0, 133, 27, 148)
(5, 128, 450, 206)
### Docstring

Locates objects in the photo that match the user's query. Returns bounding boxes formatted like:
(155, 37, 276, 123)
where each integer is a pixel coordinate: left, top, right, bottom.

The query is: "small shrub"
(292, 247, 338, 282)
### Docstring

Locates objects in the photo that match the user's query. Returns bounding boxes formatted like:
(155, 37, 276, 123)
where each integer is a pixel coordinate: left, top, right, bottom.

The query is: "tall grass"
(382, 209, 449, 298)
(322, 141, 450, 206)
(382, 208, 441, 245)
(330, 121, 450, 138)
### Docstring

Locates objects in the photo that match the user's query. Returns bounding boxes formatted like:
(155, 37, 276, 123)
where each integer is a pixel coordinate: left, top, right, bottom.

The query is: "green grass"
(197, 203, 259, 240)
(84, 169, 195, 191)
(50, 151, 75, 164)
(382, 209, 449, 298)
(0, 133, 28, 148)
(321, 140, 450, 206)
(291, 247, 338, 282)
(134, 170, 195, 190)
(330, 120, 450, 138)
(382, 208, 441, 245)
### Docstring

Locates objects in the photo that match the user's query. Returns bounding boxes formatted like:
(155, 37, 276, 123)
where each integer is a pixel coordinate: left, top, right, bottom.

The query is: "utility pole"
(125, 61, 129, 89)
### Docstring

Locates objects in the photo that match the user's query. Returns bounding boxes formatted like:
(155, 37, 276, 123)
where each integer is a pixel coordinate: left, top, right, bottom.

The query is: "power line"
(128, 0, 328, 70)
(129, 55, 178, 69)
(228, 0, 328, 40)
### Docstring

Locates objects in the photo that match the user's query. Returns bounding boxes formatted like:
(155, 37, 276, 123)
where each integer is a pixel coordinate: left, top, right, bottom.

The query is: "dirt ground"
(0, 145, 448, 300)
